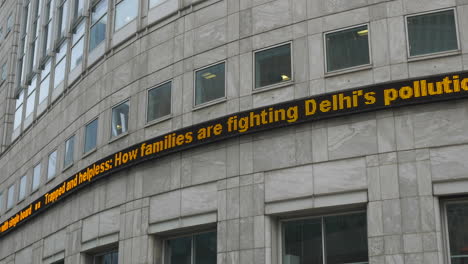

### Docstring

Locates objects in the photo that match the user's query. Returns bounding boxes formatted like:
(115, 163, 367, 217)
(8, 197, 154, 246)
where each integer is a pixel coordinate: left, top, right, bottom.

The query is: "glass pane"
(324, 212, 368, 264)
(54, 59, 66, 88)
(447, 202, 468, 264)
(70, 38, 84, 70)
(195, 63, 225, 105)
(19, 175, 27, 200)
(89, 15, 107, 51)
(283, 218, 323, 264)
(84, 119, 98, 153)
(147, 82, 171, 122)
(114, 0, 138, 31)
(59, 0, 69, 38)
(407, 10, 458, 56)
(64, 135, 75, 167)
(0, 192, 3, 212)
(255, 44, 292, 88)
(92, 0, 108, 23)
(1, 63, 7, 80)
(326, 25, 370, 72)
(149, 0, 165, 8)
(166, 236, 191, 264)
(111, 101, 129, 137)
(73, 21, 85, 43)
(32, 164, 41, 191)
(56, 42, 67, 61)
(39, 76, 50, 104)
(74, 0, 84, 20)
(25, 90, 36, 118)
(43, 59, 52, 77)
(7, 185, 15, 209)
(13, 106, 23, 130)
(194, 232, 217, 264)
(47, 151, 57, 180)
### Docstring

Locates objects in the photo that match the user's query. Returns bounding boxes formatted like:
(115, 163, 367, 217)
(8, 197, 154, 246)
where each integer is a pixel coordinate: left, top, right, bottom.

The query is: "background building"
(0, 0, 467, 263)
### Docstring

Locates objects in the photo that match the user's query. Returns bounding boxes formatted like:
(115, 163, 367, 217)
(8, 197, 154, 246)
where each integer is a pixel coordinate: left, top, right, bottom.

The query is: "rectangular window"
(7, 13, 14, 33)
(47, 150, 57, 180)
(70, 21, 85, 71)
(18, 175, 27, 201)
(194, 62, 225, 106)
(18, 2, 31, 84)
(111, 100, 129, 138)
(445, 200, 468, 264)
(32, 163, 41, 192)
(39, 58, 51, 104)
(73, 0, 84, 21)
(1, 63, 7, 81)
(325, 25, 370, 72)
(254, 43, 292, 89)
(0, 27, 3, 41)
(84, 118, 98, 153)
(64, 135, 74, 167)
(25, 75, 37, 119)
(54, 42, 67, 88)
(0, 192, 3, 213)
(13, 91, 24, 130)
(147, 81, 171, 122)
(114, 0, 138, 31)
(89, 0, 107, 52)
(7, 185, 15, 210)
(93, 248, 118, 264)
(30, 0, 42, 69)
(57, 0, 69, 40)
(42, 0, 55, 57)
(407, 9, 459, 57)
(164, 231, 217, 264)
(282, 211, 368, 264)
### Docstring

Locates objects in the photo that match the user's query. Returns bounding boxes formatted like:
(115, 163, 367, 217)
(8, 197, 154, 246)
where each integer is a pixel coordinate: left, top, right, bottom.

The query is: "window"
(149, 0, 165, 8)
(25, 75, 37, 119)
(194, 62, 225, 106)
(6, 185, 15, 210)
(1, 62, 7, 81)
(70, 21, 85, 71)
(64, 135, 75, 167)
(93, 248, 118, 264)
(89, 0, 107, 52)
(73, 0, 84, 21)
(18, 2, 32, 84)
(47, 150, 57, 180)
(325, 25, 370, 72)
(254, 43, 292, 89)
(114, 0, 138, 31)
(39, 58, 51, 104)
(7, 13, 13, 33)
(84, 118, 98, 153)
(29, 0, 42, 71)
(445, 200, 468, 264)
(42, 0, 55, 57)
(18, 175, 27, 201)
(0, 192, 3, 213)
(32, 163, 41, 192)
(57, 0, 69, 40)
(54, 42, 67, 88)
(164, 231, 216, 264)
(406, 9, 459, 57)
(0, 27, 3, 42)
(111, 100, 129, 138)
(282, 211, 368, 264)
(147, 81, 171, 122)
(13, 91, 24, 130)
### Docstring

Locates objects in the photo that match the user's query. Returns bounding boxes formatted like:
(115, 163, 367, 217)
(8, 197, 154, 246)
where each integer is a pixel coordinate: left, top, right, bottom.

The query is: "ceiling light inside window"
(202, 72, 217, 79)
(357, 29, 368, 36)
(116, 125, 122, 129)
(281, 75, 290, 81)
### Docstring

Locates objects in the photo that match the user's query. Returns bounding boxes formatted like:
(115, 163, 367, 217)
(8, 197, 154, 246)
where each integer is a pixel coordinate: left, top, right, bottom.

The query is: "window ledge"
(82, 148, 97, 159)
(145, 114, 172, 128)
(109, 132, 129, 144)
(252, 80, 294, 94)
(192, 97, 227, 111)
(62, 162, 74, 172)
(325, 64, 373, 78)
(408, 49, 461, 62)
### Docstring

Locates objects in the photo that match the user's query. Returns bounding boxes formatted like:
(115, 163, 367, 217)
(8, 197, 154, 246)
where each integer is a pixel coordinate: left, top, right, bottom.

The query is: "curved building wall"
(0, 0, 467, 263)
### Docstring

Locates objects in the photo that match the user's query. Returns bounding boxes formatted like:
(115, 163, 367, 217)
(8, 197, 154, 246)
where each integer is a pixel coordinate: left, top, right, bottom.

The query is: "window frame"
(88, 0, 108, 52)
(146, 80, 172, 125)
(6, 184, 15, 211)
(63, 134, 75, 169)
(279, 210, 368, 264)
(252, 41, 294, 92)
(18, 175, 28, 202)
(404, 7, 461, 60)
(110, 99, 130, 140)
(83, 117, 99, 155)
(162, 229, 217, 264)
(69, 19, 86, 72)
(47, 149, 58, 181)
(442, 198, 468, 264)
(323, 23, 372, 75)
(193, 61, 227, 109)
(32, 162, 41, 193)
(113, 0, 138, 32)
(6, 12, 14, 35)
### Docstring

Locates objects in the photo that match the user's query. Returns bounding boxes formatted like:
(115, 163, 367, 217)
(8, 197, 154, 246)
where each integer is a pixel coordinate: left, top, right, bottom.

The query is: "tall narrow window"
(25, 75, 37, 119)
(42, 0, 55, 57)
(89, 0, 107, 52)
(407, 9, 459, 57)
(6, 185, 15, 210)
(18, 2, 32, 85)
(114, 0, 137, 31)
(0, 192, 3, 214)
(54, 42, 67, 88)
(165, 231, 217, 264)
(84, 118, 98, 153)
(445, 200, 468, 264)
(13, 91, 24, 130)
(283, 212, 368, 264)
(39, 58, 51, 104)
(32, 163, 41, 192)
(325, 25, 370, 72)
(111, 100, 129, 138)
(254, 43, 292, 89)
(194, 62, 225, 106)
(64, 135, 75, 167)
(1, 63, 7, 81)
(18, 175, 27, 201)
(147, 81, 171, 122)
(29, 0, 42, 71)
(57, 0, 69, 40)
(0, 27, 3, 42)
(70, 21, 85, 71)
(73, 0, 84, 21)
(47, 150, 57, 180)
(7, 13, 14, 34)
